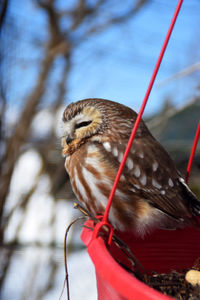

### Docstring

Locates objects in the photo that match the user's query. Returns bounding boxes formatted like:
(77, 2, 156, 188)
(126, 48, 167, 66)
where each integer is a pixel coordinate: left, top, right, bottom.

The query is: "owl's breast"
(65, 143, 88, 172)
(65, 143, 115, 215)
(65, 142, 162, 233)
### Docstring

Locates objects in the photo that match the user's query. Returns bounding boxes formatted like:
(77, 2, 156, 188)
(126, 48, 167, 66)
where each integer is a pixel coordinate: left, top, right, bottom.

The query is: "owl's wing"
(102, 136, 200, 221)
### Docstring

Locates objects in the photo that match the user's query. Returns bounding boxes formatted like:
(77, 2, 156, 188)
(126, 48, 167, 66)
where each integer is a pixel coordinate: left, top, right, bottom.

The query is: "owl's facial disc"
(62, 106, 102, 156)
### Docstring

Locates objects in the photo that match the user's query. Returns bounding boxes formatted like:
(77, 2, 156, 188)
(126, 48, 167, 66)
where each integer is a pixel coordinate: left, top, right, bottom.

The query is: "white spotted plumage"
(168, 178, 174, 187)
(152, 178, 162, 189)
(112, 147, 118, 157)
(133, 165, 141, 178)
(140, 174, 147, 186)
(103, 141, 111, 152)
(152, 161, 158, 171)
(126, 157, 134, 170)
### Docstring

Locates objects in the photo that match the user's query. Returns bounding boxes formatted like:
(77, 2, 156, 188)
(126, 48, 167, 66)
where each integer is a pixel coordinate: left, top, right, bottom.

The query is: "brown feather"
(62, 98, 200, 234)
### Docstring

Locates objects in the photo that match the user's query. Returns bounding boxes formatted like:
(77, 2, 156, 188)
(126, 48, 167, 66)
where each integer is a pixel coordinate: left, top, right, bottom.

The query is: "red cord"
(102, 0, 184, 224)
(185, 120, 200, 184)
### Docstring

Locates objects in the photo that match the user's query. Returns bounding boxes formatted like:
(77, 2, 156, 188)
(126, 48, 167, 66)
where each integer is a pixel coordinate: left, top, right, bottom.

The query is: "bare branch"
(0, 0, 9, 30)
(37, 0, 65, 46)
(0, 54, 54, 238)
(84, 0, 149, 37)
(157, 62, 200, 88)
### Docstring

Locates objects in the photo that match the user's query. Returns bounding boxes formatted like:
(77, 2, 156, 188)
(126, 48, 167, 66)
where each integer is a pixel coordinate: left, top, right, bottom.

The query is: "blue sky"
(69, 0, 200, 115)
(4, 0, 200, 117)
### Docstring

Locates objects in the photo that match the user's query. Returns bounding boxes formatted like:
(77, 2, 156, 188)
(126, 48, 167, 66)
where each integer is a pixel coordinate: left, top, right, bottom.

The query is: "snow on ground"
(3, 146, 97, 299)
(4, 148, 75, 245)
(31, 109, 55, 138)
(2, 247, 97, 300)
(5, 150, 42, 214)
(31, 105, 66, 140)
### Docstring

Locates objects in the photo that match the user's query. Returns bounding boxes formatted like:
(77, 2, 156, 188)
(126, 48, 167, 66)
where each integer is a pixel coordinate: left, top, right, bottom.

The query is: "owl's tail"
(191, 198, 200, 217)
(181, 179, 200, 217)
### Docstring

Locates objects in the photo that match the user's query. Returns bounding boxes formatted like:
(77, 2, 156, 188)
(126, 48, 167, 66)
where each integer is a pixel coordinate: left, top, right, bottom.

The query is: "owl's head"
(62, 98, 144, 156)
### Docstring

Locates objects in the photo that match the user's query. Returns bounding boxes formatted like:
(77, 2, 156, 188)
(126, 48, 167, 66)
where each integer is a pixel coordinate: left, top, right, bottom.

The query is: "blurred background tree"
(0, 0, 199, 299)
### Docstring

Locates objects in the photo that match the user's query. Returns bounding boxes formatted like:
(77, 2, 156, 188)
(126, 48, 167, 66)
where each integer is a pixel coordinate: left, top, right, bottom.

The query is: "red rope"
(185, 120, 200, 184)
(102, 0, 184, 224)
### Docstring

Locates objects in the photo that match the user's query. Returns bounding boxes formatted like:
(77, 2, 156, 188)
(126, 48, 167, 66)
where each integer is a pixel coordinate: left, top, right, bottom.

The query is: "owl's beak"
(66, 135, 73, 145)
(62, 136, 82, 157)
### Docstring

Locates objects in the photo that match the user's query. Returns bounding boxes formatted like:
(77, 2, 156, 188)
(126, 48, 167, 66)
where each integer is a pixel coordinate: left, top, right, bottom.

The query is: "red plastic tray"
(81, 219, 200, 300)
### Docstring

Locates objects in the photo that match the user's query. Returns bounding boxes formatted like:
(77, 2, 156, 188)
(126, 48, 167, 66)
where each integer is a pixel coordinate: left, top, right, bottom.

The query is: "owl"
(62, 98, 200, 235)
